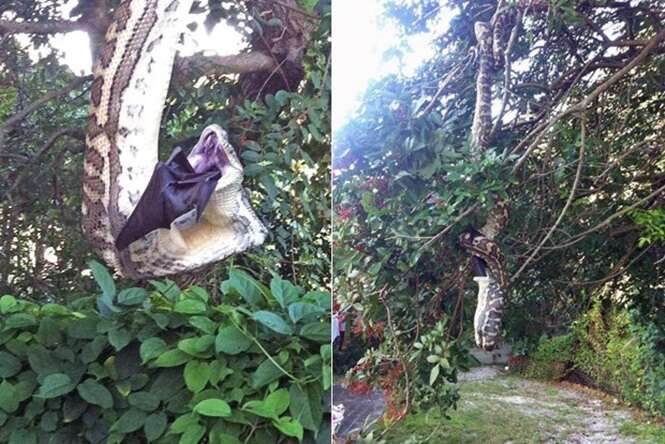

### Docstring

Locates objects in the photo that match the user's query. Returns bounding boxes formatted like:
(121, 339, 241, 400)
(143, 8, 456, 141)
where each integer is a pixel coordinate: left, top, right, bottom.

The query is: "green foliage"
(408, 319, 467, 411)
(524, 333, 576, 380)
(630, 209, 665, 247)
(572, 302, 665, 417)
(0, 265, 331, 443)
(521, 300, 665, 418)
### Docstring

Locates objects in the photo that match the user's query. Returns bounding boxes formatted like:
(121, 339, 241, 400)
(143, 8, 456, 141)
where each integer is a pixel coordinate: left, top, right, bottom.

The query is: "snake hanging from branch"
(82, 0, 267, 279)
(459, 6, 518, 350)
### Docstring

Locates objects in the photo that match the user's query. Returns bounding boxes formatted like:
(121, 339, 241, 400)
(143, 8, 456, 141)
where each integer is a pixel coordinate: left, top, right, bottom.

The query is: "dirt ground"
(335, 366, 665, 443)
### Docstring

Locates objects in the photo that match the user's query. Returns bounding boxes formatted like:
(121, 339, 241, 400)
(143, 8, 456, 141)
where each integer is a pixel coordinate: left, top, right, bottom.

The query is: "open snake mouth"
(187, 126, 232, 175)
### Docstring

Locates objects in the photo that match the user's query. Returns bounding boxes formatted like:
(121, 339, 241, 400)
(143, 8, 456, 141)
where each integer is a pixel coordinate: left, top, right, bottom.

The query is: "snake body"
(464, 8, 518, 350)
(83, 0, 266, 279)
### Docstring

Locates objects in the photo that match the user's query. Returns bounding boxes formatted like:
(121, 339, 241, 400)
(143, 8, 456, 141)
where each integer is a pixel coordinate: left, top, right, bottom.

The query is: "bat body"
(115, 137, 224, 251)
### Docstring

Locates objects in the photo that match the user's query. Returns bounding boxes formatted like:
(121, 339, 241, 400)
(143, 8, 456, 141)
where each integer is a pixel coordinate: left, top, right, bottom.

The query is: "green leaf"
(144, 412, 168, 441)
(220, 269, 268, 307)
(189, 316, 216, 335)
(108, 327, 132, 351)
(149, 280, 181, 300)
(140, 337, 168, 363)
(244, 163, 263, 177)
(117, 287, 148, 305)
(184, 286, 209, 303)
(0, 351, 21, 378)
(0, 381, 19, 413)
(154, 349, 190, 367)
(77, 379, 113, 409)
(251, 359, 283, 389)
(270, 277, 302, 308)
(215, 325, 252, 355)
(180, 423, 206, 444)
(242, 399, 275, 419)
(128, 391, 160, 411)
(299, 322, 330, 343)
(170, 413, 198, 433)
(272, 417, 304, 441)
(266, 389, 290, 416)
(39, 410, 58, 432)
(89, 260, 116, 299)
(287, 302, 324, 323)
(184, 361, 210, 393)
(4, 313, 37, 329)
(241, 150, 262, 162)
(289, 384, 322, 433)
(430, 364, 440, 385)
(178, 335, 215, 356)
(194, 398, 232, 417)
(111, 408, 148, 433)
(37, 373, 75, 399)
(8, 430, 36, 444)
(80, 335, 107, 363)
(0, 295, 18, 314)
(174, 299, 207, 315)
(252, 311, 293, 335)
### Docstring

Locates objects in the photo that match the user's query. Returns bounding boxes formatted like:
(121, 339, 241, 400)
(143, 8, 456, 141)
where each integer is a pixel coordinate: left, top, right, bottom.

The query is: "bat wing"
(115, 147, 222, 251)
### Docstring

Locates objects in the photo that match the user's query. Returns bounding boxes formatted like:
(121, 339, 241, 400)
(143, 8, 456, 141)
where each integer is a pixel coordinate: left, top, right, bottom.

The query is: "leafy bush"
(524, 333, 576, 380)
(0, 263, 331, 443)
(345, 318, 465, 420)
(572, 302, 665, 417)
(521, 300, 665, 418)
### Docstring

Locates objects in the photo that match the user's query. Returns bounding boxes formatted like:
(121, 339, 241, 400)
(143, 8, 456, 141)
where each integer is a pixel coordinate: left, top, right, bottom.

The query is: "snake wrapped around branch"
(460, 6, 518, 351)
(82, 0, 267, 279)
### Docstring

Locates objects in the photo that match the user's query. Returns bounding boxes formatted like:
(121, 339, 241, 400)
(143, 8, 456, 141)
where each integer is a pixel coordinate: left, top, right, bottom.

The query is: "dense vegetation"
(0, 0, 331, 299)
(334, 0, 665, 422)
(0, 0, 331, 442)
(0, 266, 330, 443)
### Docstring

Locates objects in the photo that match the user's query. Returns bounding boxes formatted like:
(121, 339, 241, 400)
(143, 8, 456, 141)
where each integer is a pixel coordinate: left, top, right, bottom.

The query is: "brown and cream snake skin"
(82, 0, 266, 279)
(463, 7, 517, 350)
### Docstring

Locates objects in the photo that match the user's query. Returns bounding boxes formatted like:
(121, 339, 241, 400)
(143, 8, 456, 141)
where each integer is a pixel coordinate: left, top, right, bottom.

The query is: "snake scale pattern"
(463, 7, 517, 350)
(83, 0, 266, 279)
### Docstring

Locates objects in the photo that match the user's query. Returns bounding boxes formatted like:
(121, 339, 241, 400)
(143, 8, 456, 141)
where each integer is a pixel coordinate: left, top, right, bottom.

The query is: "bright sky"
(22, 0, 247, 75)
(332, 0, 452, 132)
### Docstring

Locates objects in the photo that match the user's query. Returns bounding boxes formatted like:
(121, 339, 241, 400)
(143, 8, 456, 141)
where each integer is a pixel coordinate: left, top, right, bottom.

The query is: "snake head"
(188, 124, 243, 176)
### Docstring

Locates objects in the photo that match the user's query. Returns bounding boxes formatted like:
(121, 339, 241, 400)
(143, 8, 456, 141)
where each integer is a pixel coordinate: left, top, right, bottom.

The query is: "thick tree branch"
(0, 19, 89, 35)
(177, 52, 277, 77)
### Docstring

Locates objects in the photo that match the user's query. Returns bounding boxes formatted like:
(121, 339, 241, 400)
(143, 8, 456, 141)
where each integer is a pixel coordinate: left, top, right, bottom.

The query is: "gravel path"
(334, 366, 664, 443)
(457, 366, 655, 443)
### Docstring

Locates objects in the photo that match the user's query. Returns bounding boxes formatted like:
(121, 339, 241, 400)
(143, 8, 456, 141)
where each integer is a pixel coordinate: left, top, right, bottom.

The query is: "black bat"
(114, 145, 221, 251)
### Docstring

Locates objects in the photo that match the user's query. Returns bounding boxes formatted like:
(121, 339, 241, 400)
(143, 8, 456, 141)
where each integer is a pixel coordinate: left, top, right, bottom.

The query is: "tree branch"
(177, 52, 277, 77)
(0, 19, 89, 35)
(0, 75, 91, 155)
(541, 181, 665, 252)
(510, 28, 665, 174)
(4, 128, 85, 199)
(510, 116, 585, 283)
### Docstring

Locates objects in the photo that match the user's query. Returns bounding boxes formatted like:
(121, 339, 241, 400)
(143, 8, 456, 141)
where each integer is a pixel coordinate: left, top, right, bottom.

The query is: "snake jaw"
(187, 124, 243, 179)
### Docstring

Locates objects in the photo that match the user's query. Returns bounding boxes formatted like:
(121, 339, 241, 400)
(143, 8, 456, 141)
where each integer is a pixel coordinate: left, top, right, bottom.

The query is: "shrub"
(572, 302, 665, 417)
(525, 333, 576, 380)
(0, 262, 331, 443)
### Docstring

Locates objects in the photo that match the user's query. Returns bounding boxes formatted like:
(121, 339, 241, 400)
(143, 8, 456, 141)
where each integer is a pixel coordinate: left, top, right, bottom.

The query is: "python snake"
(463, 7, 517, 351)
(82, 0, 266, 279)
